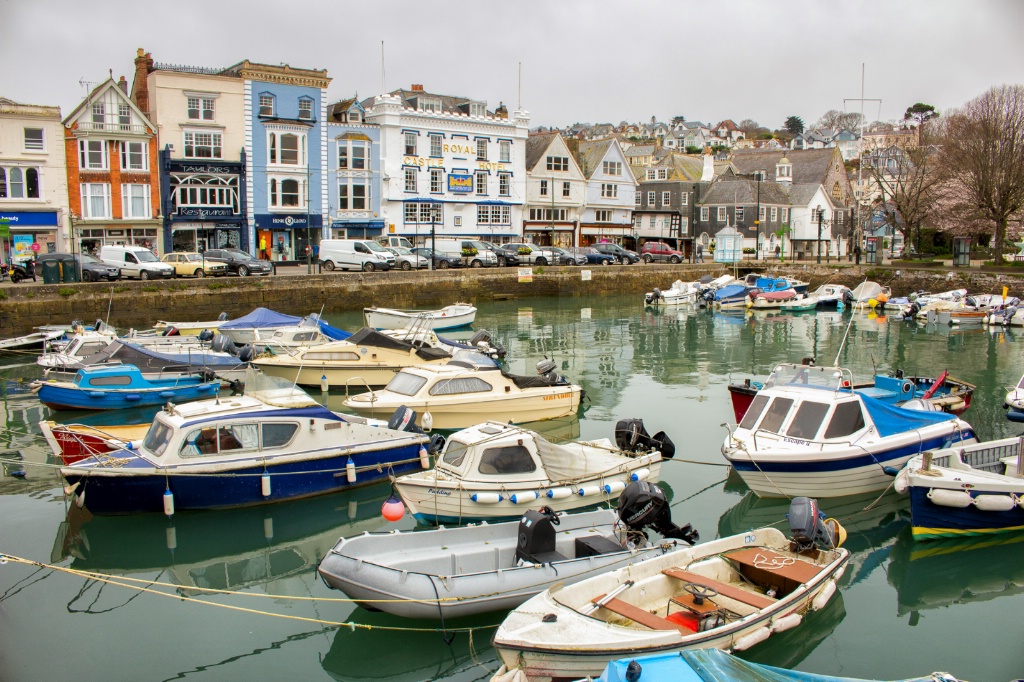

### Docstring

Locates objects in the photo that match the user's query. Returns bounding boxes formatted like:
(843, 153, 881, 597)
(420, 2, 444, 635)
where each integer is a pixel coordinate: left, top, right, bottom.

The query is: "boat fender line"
(927, 488, 972, 508)
(509, 491, 539, 505)
(811, 580, 836, 611)
(732, 625, 771, 651)
(545, 487, 573, 499)
(163, 488, 175, 517)
(771, 613, 802, 634)
(346, 458, 357, 484)
(471, 492, 503, 504)
(973, 494, 1016, 512)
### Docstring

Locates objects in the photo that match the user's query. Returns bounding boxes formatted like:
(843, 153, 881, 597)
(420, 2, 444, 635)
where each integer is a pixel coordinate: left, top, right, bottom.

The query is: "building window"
(418, 98, 441, 113)
(453, 215, 462, 227)
(0, 166, 41, 199)
(404, 132, 417, 156)
(680, 216, 689, 233)
(736, 207, 745, 222)
(259, 94, 274, 117)
(595, 209, 612, 222)
(681, 193, 688, 206)
(546, 156, 568, 171)
(91, 102, 105, 125)
(657, 169, 668, 180)
(187, 96, 215, 121)
(770, 207, 778, 222)
(339, 179, 368, 210)
(475, 171, 487, 195)
(184, 131, 222, 159)
(469, 102, 486, 117)
(338, 140, 367, 170)
(269, 178, 303, 208)
(298, 98, 313, 120)
(529, 208, 568, 221)
(404, 203, 442, 223)
(79, 139, 108, 170)
(717, 207, 726, 222)
(430, 135, 443, 158)
(476, 139, 488, 161)
(404, 167, 417, 192)
(646, 170, 655, 180)
(781, 208, 789, 223)
(603, 161, 621, 176)
(539, 179, 548, 197)
(635, 190, 641, 207)
(172, 174, 239, 214)
(121, 184, 151, 219)
(700, 206, 709, 221)
(478, 205, 511, 225)
(662, 191, 671, 206)
(759, 206, 766, 221)
(647, 191, 655, 205)
(430, 168, 443, 193)
(81, 183, 111, 218)
(499, 173, 510, 197)
(601, 183, 617, 199)
(562, 181, 571, 198)
(120, 141, 149, 171)
(23, 128, 44, 151)
(118, 104, 131, 130)
(500, 140, 511, 163)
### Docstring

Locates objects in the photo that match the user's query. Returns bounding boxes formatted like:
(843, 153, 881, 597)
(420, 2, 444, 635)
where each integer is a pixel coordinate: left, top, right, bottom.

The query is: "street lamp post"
(754, 173, 761, 260)
(816, 207, 823, 263)
(429, 210, 436, 271)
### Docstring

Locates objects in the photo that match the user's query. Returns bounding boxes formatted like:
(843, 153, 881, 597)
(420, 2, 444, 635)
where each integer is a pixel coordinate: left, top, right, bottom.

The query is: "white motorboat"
(492, 497, 849, 680)
(217, 308, 351, 347)
(152, 312, 229, 336)
(394, 419, 672, 524)
(965, 293, 1020, 311)
(748, 290, 797, 310)
(894, 438, 1024, 540)
(342, 356, 582, 429)
(1005, 373, 1024, 422)
(0, 329, 65, 353)
(363, 304, 476, 331)
(807, 284, 852, 307)
(721, 362, 976, 498)
(779, 295, 819, 312)
(849, 281, 892, 309)
(643, 280, 701, 306)
(37, 325, 118, 368)
(317, 489, 699, 620)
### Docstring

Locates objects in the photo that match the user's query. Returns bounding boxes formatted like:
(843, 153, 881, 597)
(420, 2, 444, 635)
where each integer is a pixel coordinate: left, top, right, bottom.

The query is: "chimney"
(118, 76, 128, 95)
(494, 101, 508, 120)
(133, 48, 154, 116)
(410, 84, 424, 92)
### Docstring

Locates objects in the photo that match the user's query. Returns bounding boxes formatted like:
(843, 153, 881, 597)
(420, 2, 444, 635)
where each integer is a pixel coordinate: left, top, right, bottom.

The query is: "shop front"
(1, 210, 59, 262)
(162, 155, 247, 256)
(330, 220, 384, 239)
(254, 214, 323, 263)
(523, 222, 576, 247)
(77, 224, 160, 257)
(580, 223, 637, 250)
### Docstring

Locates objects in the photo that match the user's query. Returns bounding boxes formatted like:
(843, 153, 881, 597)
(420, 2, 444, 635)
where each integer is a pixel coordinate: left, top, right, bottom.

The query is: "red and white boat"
(39, 420, 150, 464)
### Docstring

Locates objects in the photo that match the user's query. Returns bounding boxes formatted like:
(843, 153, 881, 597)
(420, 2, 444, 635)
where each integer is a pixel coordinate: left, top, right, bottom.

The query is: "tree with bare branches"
(814, 109, 865, 132)
(940, 85, 1024, 262)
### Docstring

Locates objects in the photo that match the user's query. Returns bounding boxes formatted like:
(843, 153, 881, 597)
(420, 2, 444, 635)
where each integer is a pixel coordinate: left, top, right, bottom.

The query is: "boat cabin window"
(304, 351, 360, 362)
(823, 401, 866, 439)
(739, 394, 769, 430)
(262, 423, 298, 448)
(142, 419, 173, 457)
(181, 423, 259, 456)
(78, 342, 107, 356)
(428, 377, 493, 396)
(441, 439, 470, 468)
(290, 332, 319, 343)
(759, 397, 794, 433)
(385, 371, 428, 396)
(86, 374, 133, 386)
(477, 445, 536, 475)
(786, 401, 829, 439)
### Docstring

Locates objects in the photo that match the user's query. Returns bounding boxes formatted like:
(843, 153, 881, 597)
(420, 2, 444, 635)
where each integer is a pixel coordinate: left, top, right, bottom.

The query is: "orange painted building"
(63, 77, 162, 256)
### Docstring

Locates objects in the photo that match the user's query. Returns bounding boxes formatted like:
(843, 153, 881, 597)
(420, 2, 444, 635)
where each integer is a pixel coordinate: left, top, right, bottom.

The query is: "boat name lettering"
(543, 392, 573, 401)
(782, 437, 809, 446)
(427, 488, 451, 496)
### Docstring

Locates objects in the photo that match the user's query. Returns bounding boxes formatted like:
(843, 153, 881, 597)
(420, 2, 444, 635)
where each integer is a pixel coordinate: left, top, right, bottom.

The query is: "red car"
(640, 241, 683, 264)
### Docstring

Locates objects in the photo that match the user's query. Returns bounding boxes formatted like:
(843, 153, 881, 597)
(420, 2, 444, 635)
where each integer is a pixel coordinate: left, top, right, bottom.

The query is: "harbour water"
(1, 293, 1022, 681)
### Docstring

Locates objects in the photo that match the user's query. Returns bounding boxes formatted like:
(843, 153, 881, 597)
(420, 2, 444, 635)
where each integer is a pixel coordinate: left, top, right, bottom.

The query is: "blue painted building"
(326, 98, 383, 238)
(224, 61, 331, 261)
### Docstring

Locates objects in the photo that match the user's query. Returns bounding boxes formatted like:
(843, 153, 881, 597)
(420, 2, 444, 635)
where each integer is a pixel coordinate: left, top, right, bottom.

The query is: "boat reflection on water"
(322, 609, 498, 682)
(741, 591, 847, 669)
(53, 483, 396, 594)
(887, 525, 1024, 620)
(718, 490, 908, 587)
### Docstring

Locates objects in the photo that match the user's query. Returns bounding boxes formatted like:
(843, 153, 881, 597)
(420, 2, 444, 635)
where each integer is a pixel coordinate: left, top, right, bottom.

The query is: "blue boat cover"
(318, 322, 351, 341)
(600, 649, 941, 682)
(715, 284, 749, 301)
(219, 308, 301, 330)
(756, 276, 791, 292)
(859, 391, 955, 438)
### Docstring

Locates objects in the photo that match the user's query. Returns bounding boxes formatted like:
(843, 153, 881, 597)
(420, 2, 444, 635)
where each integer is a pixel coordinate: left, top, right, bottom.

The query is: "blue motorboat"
(598, 649, 957, 682)
(36, 364, 220, 411)
(60, 374, 431, 514)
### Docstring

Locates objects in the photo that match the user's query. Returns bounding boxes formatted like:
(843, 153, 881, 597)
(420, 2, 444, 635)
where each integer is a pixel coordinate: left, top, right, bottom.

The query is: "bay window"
(81, 183, 111, 218)
(79, 139, 108, 169)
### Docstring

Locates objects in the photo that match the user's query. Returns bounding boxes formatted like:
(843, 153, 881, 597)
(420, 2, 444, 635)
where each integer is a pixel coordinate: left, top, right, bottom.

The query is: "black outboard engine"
(614, 418, 675, 458)
(469, 329, 506, 358)
(427, 432, 446, 455)
(236, 344, 255, 363)
(645, 288, 662, 305)
(516, 506, 566, 564)
(787, 497, 839, 552)
(210, 334, 238, 355)
(906, 301, 921, 320)
(842, 289, 854, 306)
(198, 329, 215, 343)
(617, 481, 698, 545)
(535, 358, 564, 385)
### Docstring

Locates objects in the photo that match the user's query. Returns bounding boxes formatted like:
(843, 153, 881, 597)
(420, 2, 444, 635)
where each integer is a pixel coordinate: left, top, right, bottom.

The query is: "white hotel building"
(365, 86, 529, 245)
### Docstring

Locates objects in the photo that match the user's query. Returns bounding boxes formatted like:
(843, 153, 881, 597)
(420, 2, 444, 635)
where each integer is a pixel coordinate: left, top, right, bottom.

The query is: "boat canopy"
(535, 434, 631, 481)
(715, 284, 748, 301)
(858, 392, 955, 438)
(220, 307, 351, 341)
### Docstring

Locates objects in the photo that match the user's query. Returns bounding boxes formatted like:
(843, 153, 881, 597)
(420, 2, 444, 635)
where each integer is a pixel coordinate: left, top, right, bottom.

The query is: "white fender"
(927, 488, 972, 508)
(545, 487, 573, 499)
(346, 458, 357, 484)
(811, 580, 837, 611)
(771, 613, 802, 634)
(893, 475, 908, 495)
(732, 626, 770, 651)
(418, 446, 430, 469)
(261, 474, 272, 497)
(630, 468, 651, 482)
(973, 494, 1016, 512)
(509, 491, 540, 505)
(603, 481, 626, 495)
(471, 492, 503, 504)
(162, 489, 175, 517)
(577, 484, 603, 497)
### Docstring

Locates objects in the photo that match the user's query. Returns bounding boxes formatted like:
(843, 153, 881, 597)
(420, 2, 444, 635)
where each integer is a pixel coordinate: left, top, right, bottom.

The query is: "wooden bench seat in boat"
(591, 595, 693, 634)
(723, 547, 825, 598)
(661, 567, 776, 610)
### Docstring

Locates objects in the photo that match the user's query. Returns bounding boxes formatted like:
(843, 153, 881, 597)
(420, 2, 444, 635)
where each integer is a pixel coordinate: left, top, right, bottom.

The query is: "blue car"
(570, 246, 616, 266)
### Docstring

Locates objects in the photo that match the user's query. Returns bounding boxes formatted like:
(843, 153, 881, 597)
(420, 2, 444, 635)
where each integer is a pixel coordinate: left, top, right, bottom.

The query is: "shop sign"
(178, 207, 236, 218)
(448, 174, 473, 193)
(168, 160, 241, 174)
(0, 211, 58, 227)
(253, 214, 323, 229)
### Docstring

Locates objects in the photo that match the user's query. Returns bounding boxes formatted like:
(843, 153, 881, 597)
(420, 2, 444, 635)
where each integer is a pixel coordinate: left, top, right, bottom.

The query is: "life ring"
(901, 380, 915, 395)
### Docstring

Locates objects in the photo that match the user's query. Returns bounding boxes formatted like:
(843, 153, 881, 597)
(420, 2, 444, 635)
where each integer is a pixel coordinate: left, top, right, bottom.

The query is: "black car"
(594, 242, 641, 264)
(37, 252, 120, 282)
(202, 248, 274, 276)
(479, 241, 520, 267)
(410, 247, 462, 269)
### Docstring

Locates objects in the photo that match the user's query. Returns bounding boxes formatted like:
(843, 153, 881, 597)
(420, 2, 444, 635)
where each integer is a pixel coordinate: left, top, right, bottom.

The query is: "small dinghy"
(0, 329, 65, 353)
(778, 295, 818, 311)
(39, 420, 151, 464)
(748, 289, 797, 310)
(35, 364, 221, 411)
(394, 418, 673, 524)
(491, 497, 849, 680)
(644, 280, 701, 307)
(364, 304, 476, 331)
(317, 481, 698, 619)
(806, 283, 853, 308)
(895, 438, 1024, 540)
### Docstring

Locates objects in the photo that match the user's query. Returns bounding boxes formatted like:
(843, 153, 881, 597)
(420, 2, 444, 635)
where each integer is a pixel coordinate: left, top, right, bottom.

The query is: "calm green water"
(1, 294, 1022, 681)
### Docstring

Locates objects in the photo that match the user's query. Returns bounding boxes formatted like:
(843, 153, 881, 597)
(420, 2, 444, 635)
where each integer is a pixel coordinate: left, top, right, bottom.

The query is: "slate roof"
(701, 177, 792, 205)
(653, 153, 705, 182)
(525, 133, 558, 171)
(625, 144, 656, 158)
(327, 97, 357, 120)
(730, 148, 837, 185)
(573, 139, 614, 178)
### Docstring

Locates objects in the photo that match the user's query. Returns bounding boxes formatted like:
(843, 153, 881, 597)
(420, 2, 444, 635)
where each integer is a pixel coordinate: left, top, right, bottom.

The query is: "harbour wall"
(2, 263, 1023, 336)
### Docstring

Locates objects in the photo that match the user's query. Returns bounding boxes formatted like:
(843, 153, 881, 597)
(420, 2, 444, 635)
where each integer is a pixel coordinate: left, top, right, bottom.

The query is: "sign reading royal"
(254, 214, 323, 229)
(448, 174, 473, 193)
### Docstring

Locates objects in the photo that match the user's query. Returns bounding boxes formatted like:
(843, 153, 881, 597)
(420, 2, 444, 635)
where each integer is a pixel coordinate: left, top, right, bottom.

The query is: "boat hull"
(39, 421, 150, 464)
(38, 381, 220, 411)
(343, 389, 582, 429)
(364, 307, 476, 331)
(252, 361, 428, 388)
(908, 486, 1024, 540)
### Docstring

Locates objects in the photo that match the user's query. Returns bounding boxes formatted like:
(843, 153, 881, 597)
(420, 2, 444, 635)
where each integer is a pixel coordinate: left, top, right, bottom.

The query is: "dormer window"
(418, 97, 441, 113)
(298, 98, 313, 120)
(259, 94, 275, 117)
(469, 102, 486, 117)
(349, 111, 361, 123)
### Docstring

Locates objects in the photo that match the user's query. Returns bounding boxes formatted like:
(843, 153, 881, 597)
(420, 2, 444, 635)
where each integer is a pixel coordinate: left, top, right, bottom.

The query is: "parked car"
(594, 242, 641, 264)
(569, 246, 616, 266)
(37, 252, 120, 282)
(505, 243, 555, 266)
(386, 246, 429, 270)
(410, 247, 463, 269)
(99, 245, 175, 280)
(202, 248, 274, 276)
(640, 241, 683, 264)
(478, 241, 520, 267)
(160, 252, 228, 278)
(550, 247, 587, 266)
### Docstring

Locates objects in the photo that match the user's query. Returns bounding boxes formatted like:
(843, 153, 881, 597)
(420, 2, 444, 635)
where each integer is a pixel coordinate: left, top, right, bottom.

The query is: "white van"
(99, 245, 175, 280)
(378, 236, 414, 250)
(433, 239, 498, 268)
(319, 239, 396, 272)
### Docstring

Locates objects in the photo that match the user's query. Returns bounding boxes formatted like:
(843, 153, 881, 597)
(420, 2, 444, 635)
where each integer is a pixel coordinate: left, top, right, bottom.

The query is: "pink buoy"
(381, 492, 405, 522)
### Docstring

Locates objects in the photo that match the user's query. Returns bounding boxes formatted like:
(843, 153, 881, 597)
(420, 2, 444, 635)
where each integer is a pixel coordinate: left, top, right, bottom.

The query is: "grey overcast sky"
(3, 0, 1023, 130)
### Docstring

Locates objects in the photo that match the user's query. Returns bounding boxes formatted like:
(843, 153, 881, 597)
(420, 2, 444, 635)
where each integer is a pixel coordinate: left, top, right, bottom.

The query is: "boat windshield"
(385, 371, 428, 396)
(142, 418, 173, 457)
(762, 364, 850, 392)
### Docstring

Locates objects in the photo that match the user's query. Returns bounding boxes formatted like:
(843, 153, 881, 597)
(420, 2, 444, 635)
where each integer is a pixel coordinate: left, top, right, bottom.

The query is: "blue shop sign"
(254, 214, 323, 229)
(448, 174, 473, 193)
(0, 211, 58, 227)
(333, 220, 384, 236)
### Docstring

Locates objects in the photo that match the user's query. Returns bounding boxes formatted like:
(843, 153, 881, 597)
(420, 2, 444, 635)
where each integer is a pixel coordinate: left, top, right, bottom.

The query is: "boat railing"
(763, 364, 855, 394)
(748, 427, 863, 454)
(344, 376, 376, 401)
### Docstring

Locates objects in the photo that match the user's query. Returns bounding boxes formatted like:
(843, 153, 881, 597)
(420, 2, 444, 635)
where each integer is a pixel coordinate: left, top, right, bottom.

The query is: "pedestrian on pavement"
(854, 244, 862, 265)
(695, 242, 704, 263)
(259, 235, 268, 260)
(775, 244, 781, 260)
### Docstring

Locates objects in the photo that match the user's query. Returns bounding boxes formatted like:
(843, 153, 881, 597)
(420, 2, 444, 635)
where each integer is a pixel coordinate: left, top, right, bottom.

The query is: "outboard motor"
(906, 301, 921, 320)
(645, 288, 662, 305)
(842, 289, 854, 306)
(217, 312, 229, 322)
(516, 506, 566, 564)
(787, 497, 842, 552)
(427, 432, 446, 455)
(469, 329, 506, 358)
(198, 329, 215, 343)
(236, 344, 255, 363)
(614, 419, 675, 458)
(210, 334, 238, 355)
(535, 358, 564, 385)
(387, 405, 426, 435)
(617, 481, 698, 545)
